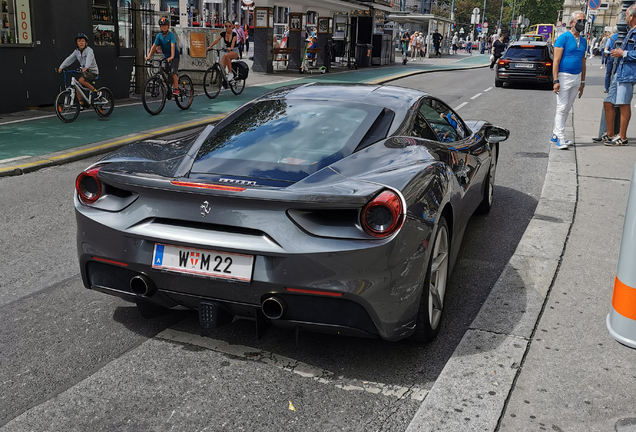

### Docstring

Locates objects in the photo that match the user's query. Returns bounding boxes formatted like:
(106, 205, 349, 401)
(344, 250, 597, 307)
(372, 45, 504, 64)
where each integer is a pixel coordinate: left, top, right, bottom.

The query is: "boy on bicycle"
(57, 33, 99, 107)
(145, 17, 180, 95)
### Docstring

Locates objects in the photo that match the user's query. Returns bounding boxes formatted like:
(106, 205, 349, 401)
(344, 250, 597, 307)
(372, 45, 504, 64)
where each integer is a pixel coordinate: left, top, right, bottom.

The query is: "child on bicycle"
(207, 21, 239, 77)
(145, 17, 180, 95)
(57, 33, 99, 107)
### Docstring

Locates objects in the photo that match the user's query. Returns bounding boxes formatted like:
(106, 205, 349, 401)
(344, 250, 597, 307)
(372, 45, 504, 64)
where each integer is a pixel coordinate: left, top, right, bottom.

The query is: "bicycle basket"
(232, 61, 249, 80)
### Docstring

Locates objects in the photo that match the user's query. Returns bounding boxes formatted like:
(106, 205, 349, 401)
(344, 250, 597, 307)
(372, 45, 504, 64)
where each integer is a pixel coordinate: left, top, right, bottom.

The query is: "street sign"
(556, 20, 562, 26)
(473, 7, 480, 14)
(483, 21, 488, 28)
(599, 2, 610, 9)
(511, 19, 517, 26)
(523, 18, 530, 27)
(589, 0, 600, 10)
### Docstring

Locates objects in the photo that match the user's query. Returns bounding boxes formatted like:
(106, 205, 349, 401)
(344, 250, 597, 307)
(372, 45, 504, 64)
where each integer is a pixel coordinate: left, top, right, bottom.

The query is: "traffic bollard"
(607, 164, 636, 349)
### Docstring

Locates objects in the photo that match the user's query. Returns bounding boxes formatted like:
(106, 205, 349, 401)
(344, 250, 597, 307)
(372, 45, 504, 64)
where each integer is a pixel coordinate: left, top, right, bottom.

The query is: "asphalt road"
(0, 67, 556, 431)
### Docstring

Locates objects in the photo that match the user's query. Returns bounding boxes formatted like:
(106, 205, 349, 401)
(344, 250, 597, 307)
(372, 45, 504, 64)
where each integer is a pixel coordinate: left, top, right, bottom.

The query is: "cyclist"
(145, 16, 180, 96)
(207, 20, 239, 77)
(57, 33, 99, 107)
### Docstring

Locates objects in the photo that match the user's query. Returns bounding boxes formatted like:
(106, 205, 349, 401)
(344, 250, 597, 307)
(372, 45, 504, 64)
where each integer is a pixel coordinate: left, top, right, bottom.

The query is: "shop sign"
(241, 0, 254, 5)
(190, 32, 206, 58)
(15, 0, 32, 44)
(255, 7, 269, 28)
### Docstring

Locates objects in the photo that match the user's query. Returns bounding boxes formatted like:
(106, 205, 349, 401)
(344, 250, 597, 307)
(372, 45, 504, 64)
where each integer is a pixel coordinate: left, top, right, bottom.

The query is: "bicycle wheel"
(229, 69, 245, 95)
(141, 75, 166, 115)
(175, 74, 194, 110)
(93, 87, 114, 118)
(55, 89, 80, 123)
(203, 65, 222, 99)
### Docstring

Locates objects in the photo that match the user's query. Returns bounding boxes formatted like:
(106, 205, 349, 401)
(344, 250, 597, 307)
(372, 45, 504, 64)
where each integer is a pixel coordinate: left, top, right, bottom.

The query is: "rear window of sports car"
(191, 100, 383, 183)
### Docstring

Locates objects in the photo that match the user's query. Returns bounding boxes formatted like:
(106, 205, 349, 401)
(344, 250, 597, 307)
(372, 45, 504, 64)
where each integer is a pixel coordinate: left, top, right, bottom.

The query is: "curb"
(0, 60, 489, 177)
(406, 113, 578, 431)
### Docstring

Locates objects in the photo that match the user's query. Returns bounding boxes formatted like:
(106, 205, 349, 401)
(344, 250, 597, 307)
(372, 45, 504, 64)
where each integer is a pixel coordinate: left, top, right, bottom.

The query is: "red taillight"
(361, 190, 404, 238)
(76, 166, 102, 204)
(498, 59, 510, 65)
(170, 180, 246, 192)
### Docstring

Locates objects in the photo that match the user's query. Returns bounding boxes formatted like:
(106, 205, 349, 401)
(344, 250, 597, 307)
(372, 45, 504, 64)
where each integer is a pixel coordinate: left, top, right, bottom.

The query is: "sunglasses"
(225, 25, 232, 27)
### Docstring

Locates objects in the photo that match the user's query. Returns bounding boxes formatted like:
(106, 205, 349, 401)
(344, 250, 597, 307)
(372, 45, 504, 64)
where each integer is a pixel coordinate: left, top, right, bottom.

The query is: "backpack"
(232, 61, 249, 80)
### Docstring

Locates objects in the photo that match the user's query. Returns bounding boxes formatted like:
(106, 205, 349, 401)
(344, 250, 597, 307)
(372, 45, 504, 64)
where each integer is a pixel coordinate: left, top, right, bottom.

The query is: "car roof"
(509, 40, 549, 47)
(255, 83, 426, 113)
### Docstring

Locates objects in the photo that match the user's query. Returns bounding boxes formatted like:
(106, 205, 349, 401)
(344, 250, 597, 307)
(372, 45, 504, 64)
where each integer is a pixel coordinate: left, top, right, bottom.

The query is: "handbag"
(490, 54, 495, 62)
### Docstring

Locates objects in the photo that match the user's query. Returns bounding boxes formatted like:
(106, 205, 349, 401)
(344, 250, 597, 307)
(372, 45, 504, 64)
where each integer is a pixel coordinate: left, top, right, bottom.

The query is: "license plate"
(515, 63, 534, 69)
(152, 243, 254, 282)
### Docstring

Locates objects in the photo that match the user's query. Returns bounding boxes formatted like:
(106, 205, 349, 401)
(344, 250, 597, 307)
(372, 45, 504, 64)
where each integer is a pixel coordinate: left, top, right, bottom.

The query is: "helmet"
(75, 33, 89, 43)
(159, 17, 169, 26)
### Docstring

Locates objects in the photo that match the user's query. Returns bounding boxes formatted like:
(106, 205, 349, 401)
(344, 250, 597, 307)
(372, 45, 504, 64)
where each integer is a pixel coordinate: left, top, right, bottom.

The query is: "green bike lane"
(0, 54, 489, 176)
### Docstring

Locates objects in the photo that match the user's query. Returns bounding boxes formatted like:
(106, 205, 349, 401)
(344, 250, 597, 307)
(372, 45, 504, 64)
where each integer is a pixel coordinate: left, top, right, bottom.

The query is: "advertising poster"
(255, 8, 268, 28)
(190, 33, 206, 57)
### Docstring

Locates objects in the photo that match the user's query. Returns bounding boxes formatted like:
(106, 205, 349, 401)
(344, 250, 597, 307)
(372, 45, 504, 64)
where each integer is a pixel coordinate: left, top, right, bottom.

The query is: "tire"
(412, 216, 450, 343)
(175, 74, 194, 110)
(495, 79, 503, 88)
(476, 145, 498, 214)
(93, 87, 114, 118)
(203, 65, 222, 99)
(229, 69, 245, 95)
(55, 89, 79, 123)
(141, 76, 166, 115)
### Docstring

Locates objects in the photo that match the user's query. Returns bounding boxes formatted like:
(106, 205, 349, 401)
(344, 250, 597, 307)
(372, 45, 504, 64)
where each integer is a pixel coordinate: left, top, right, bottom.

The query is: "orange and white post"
(607, 165, 636, 349)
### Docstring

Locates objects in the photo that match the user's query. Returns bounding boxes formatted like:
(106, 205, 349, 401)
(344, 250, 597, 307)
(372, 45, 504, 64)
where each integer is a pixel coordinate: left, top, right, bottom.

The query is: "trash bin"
(355, 43, 372, 68)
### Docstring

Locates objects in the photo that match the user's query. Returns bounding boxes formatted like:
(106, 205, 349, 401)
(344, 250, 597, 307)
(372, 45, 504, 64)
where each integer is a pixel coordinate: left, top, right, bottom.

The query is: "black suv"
(495, 41, 554, 88)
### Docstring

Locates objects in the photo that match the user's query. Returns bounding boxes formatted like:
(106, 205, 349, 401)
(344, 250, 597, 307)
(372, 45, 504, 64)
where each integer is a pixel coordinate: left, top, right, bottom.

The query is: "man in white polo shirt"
(550, 11, 587, 150)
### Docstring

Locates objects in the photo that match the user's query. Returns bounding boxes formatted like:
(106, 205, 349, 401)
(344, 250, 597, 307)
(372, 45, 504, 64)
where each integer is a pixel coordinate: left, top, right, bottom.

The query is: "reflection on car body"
(75, 83, 509, 343)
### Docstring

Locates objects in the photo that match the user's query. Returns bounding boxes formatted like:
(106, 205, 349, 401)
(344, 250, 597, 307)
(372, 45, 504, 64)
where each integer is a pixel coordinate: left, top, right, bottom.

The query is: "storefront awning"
(386, 13, 454, 24)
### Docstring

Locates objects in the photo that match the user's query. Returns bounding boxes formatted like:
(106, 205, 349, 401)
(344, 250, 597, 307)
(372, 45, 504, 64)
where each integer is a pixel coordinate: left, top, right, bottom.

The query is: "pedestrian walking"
(410, 32, 418, 60)
(243, 24, 250, 56)
(451, 32, 458, 54)
(550, 11, 587, 150)
(603, 4, 636, 146)
(234, 22, 246, 59)
(490, 34, 505, 69)
(466, 34, 473, 55)
(432, 29, 442, 58)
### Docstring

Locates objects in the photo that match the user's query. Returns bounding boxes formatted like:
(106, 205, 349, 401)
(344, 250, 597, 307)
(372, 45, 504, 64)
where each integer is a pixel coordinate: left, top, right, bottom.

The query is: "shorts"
(605, 77, 634, 105)
(82, 71, 97, 83)
(166, 57, 180, 75)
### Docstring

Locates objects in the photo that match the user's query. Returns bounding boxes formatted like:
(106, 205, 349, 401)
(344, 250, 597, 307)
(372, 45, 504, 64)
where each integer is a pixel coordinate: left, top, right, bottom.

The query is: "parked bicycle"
(55, 69, 114, 123)
(141, 58, 194, 115)
(203, 48, 248, 99)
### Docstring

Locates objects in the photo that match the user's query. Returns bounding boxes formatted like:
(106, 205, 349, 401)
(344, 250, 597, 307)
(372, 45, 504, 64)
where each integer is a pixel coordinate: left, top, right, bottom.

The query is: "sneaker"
(555, 139, 569, 150)
(172, 89, 180, 96)
(592, 133, 611, 143)
(606, 135, 629, 146)
(550, 134, 558, 144)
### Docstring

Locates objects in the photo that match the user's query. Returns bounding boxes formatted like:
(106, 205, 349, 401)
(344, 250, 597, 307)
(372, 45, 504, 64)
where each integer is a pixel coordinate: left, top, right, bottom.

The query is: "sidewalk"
(0, 53, 488, 176)
(407, 59, 636, 431)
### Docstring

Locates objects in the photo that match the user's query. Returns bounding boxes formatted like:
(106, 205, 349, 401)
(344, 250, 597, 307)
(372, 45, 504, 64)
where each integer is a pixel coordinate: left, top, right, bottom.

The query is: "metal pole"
(451, 0, 456, 21)
(498, 0, 504, 34)
(132, 0, 144, 95)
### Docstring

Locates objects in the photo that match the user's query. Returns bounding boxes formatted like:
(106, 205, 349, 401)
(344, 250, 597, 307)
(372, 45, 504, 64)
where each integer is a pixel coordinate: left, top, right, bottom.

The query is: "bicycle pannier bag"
(233, 61, 249, 80)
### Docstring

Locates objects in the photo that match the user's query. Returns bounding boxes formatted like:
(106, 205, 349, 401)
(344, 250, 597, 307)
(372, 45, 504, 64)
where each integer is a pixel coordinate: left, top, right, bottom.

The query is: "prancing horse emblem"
(200, 201, 211, 218)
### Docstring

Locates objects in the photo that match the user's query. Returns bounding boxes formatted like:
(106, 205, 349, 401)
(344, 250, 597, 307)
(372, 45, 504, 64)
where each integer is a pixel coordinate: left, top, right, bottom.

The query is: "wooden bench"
(273, 47, 294, 70)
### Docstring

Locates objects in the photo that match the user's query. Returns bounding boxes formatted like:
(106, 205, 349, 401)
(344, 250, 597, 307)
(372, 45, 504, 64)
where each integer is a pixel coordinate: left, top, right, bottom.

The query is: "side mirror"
(485, 126, 510, 143)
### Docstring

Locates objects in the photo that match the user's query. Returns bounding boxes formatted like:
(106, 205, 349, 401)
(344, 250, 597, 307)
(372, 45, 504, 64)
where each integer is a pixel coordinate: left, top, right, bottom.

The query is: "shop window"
(1, 0, 33, 45)
(92, 0, 116, 46)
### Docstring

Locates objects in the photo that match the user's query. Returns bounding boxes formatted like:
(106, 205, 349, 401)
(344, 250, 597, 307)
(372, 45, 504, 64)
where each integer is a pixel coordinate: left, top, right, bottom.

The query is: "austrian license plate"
(152, 243, 254, 282)
(515, 63, 534, 69)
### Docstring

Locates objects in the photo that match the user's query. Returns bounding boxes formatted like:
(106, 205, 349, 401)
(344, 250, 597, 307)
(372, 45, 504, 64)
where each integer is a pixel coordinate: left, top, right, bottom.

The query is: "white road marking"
(0, 155, 31, 164)
(484, 87, 493, 92)
(157, 328, 428, 402)
(454, 102, 468, 111)
(470, 93, 483, 100)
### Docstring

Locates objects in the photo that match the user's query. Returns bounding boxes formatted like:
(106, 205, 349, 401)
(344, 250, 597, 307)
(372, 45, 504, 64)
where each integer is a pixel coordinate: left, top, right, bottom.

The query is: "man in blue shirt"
(550, 11, 587, 150)
(603, 4, 636, 146)
(145, 17, 180, 96)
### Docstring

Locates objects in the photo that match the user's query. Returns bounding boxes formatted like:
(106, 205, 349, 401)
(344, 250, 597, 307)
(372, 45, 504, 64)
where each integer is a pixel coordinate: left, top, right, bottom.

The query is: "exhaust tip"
(130, 275, 155, 297)
(262, 297, 286, 320)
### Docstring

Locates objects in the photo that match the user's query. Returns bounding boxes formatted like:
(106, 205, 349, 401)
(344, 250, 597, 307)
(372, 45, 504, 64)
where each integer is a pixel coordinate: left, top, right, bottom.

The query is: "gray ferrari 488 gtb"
(75, 83, 509, 342)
